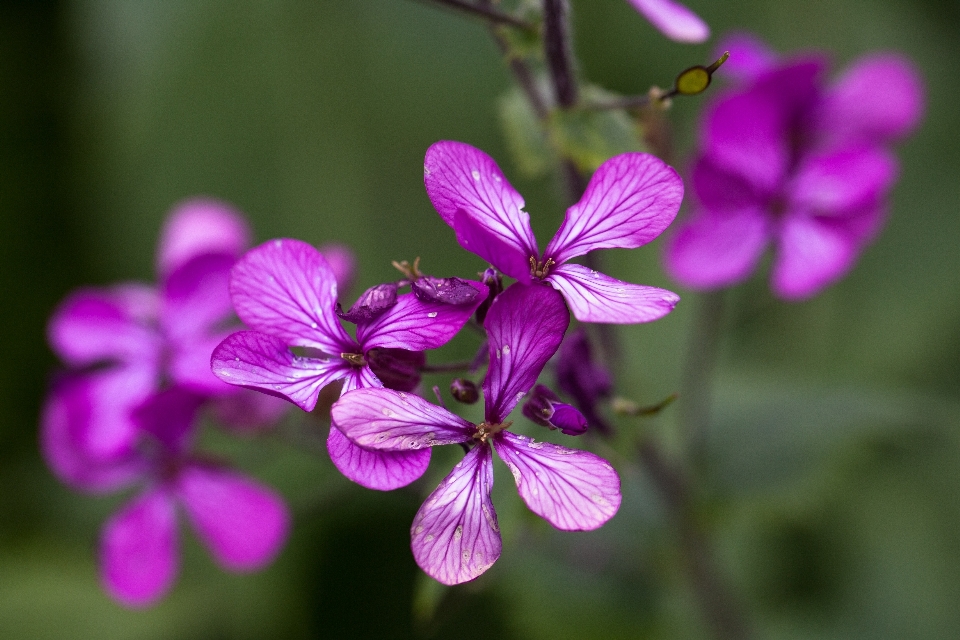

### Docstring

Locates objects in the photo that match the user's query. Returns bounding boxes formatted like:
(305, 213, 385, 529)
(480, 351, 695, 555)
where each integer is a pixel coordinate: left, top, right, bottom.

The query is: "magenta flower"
(424, 141, 684, 324)
(625, 0, 709, 43)
(332, 284, 621, 584)
(42, 200, 291, 491)
(91, 388, 289, 607)
(211, 238, 486, 490)
(664, 34, 925, 300)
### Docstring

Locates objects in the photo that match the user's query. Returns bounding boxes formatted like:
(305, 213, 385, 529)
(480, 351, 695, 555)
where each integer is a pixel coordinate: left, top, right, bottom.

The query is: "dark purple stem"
(542, 0, 578, 108)
(423, 0, 536, 31)
(639, 438, 754, 640)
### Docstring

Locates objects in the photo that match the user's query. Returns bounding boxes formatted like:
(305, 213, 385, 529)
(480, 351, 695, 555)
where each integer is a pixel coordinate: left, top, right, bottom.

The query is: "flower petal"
(157, 198, 251, 279)
(340, 364, 384, 393)
(411, 444, 500, 585)
(160, 253, 234, 343)
(547, 264, 679, 324)
(230, 239, 354, 354)
(40, 372, 148, 493)
(358, 286, 485, 351)
(771, 213, 857, 300)
(495, 431, 621, 530)
(788, 145, 899, 215)
(664, 206, 771, 290)
(332, 388, 472, 451)
(211, 331, 351, 411)
(48, 285, 160, 368)
(177, 465, 290, 571)
(168, 330, 237, 395)
(100, 489, 179, 608)
(451, 208, 533, 282)
(424, 141, 537, 279)
(544, 153, 684, 264)
(131, 387, 203, 454)
(816, 53, 924, 145)
(326, 425, 431, 490)
(714, 32, 778, 82)
(625, 0, 709, 43)
(483, 283, 569, 423)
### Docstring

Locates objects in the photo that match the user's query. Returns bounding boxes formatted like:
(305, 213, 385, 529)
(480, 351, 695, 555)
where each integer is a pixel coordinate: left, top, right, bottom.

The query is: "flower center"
(472, 421, 512, 443)
(529, 256, 555, 279)
(341, 352, 366, 367)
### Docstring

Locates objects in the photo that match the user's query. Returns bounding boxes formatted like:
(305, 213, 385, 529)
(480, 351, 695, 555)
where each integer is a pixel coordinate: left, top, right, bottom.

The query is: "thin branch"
(421, 360, 473, 373)
(421, 0, 537, 32)
(542, 0, 578, 107)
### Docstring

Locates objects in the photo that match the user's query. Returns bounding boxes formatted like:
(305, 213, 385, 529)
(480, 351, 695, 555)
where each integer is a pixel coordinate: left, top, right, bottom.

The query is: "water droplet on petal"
(381, 407, 395, 417)
(310, 322, 318, 329)
(427, 312, 438, 318)
(471, 170, 480, 180)
(414, 525, 424, 534)
(454, 525, 463, 541)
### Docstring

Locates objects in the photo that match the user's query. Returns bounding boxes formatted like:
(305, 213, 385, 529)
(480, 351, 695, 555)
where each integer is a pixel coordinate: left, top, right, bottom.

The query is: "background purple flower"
(91, 388, 289, 607)
(664, 34, 925, 300)
(42, 199, 290, 492)
(625, 0, 710, 43)
(424, 141, 683, 324)
(211, 238, 486, 490)
(332, 283, 621, 585)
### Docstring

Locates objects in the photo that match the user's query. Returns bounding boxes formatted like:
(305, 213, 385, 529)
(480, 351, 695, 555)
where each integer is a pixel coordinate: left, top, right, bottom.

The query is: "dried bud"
(412, 276, 480, 305)
(450, 378, 479, 404)
(336, 282, 398, 323)
(522, 384, 587, 436)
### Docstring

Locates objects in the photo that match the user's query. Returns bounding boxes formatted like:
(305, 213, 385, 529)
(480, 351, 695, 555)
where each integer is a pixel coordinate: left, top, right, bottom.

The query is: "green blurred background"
(1, 0, 959, 638)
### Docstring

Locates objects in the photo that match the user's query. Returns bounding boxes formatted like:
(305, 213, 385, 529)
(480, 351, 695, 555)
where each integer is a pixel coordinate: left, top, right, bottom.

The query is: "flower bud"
(412, 276, 480, 305)
(336, 282, 398, 323)
(450, 378, 479, 404)
(474, 267, 503, 325)
(522, 384, 588, 436)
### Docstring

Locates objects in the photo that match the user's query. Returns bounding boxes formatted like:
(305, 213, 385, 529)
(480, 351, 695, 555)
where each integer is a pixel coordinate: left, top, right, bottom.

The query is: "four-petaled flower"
(332, 283, 621, 584)
(625, 0, 709, 44)
(424, 141, 684, 324)
(211, 238, 486, 490)
(664, 34, 924, 299)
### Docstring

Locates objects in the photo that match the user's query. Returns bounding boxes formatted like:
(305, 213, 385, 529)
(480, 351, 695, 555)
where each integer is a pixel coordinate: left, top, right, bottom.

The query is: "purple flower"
(211, 238, 486, 490)
(556, 328, 615, 435)
(625, 0, 709, 44)
(331, 284, 621, 584)
(42, 200, 291, 490)
(50, 386, 289, 607)
(522, 384, 588, 436)
(424, 141, 683, 324)
(664, 34, 924, 300)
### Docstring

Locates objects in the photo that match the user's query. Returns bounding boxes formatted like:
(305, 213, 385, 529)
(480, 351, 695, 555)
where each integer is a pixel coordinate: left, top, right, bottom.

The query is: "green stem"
(423, 0, 536, 31)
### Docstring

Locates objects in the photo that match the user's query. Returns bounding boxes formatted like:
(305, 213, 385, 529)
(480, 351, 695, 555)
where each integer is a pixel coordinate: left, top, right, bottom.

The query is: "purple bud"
(450, 378, 479, 404)
(412, 276, 480, 305)
(336, 283, 398, 323)
(522, 384, 588, 436)
(556, 329, 613, 435)
(474, 267, 503, 325)
(365, 348, 425, 392)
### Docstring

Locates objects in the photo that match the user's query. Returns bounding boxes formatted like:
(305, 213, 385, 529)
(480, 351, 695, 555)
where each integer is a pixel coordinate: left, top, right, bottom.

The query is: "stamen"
(528, 256, 556, 279)
(391, 256, 422, 280)
(472, 420, 513, 443)
(340, 352, 366, 367)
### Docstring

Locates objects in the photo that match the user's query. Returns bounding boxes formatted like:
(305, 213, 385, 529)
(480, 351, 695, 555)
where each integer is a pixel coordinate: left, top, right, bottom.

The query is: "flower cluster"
(664, 34, 924, 299)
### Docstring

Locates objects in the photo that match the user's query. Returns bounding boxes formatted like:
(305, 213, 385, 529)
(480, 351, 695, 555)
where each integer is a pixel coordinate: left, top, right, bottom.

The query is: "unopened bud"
(450, 378, 479, 404)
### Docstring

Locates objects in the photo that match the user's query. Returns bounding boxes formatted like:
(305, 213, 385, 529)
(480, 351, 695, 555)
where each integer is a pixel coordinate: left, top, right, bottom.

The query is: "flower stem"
(542, 0, 578, 108)
(638, 437, 754, 640)
(679, 290, 726, 466)
(421, 360, 473, 373)
(422, 0, 536, 31)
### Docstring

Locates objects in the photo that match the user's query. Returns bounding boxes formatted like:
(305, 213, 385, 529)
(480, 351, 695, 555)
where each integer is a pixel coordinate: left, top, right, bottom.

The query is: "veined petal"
(411, 444, 500, 585)
(451, 209, 533, 282)
(100, 488, 178, 608)
(230, 239, 354, 354)
(177, 465, 290, 571)
(160, 253, 234, 343)
(547, 264, 679, 324)
(495, 432, 621, 530)
(48, 285, 160, 368)
(625, 0, 709, 43)
(788, 146, 898, 216)
(544, 153, 683, 264)
(157, 198, 251, 279)
(326, 426, 430, 490)
(772, 213, 857, 300)
(483, 284, 569, 423)
(332, 388, 472, 451)
(358, 286, 485, 351)
(816, 53, 924, 145)
(211, 331, 352, 412)
(340, 365, 384, 394)
(424, 141, 537, 276)
(664, 207, 771, 290)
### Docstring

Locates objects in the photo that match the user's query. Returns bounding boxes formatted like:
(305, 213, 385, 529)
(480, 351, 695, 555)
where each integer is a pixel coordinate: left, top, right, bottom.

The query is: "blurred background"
(1, 0, 959, 638)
